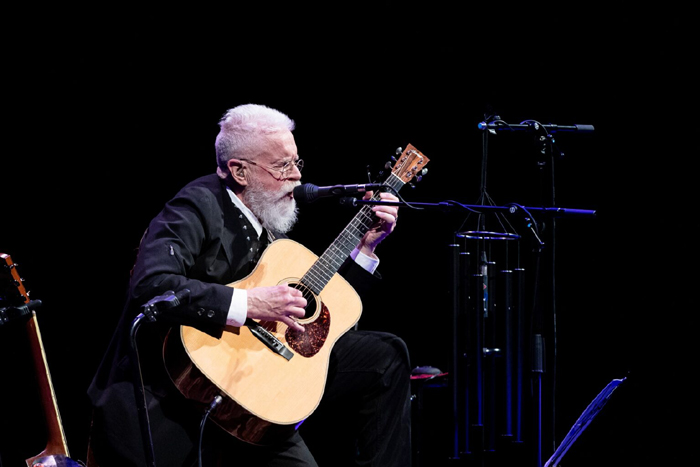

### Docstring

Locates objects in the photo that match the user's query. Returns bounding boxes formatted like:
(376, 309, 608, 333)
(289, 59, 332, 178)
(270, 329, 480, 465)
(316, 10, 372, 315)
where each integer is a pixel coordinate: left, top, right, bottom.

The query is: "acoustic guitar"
(0, 253, 81, 466)
(163, 144, 429, 445)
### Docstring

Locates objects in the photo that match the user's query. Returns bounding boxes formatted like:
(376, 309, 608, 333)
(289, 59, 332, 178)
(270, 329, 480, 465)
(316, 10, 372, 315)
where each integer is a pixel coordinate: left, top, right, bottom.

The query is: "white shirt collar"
(226, 187, 264, 238)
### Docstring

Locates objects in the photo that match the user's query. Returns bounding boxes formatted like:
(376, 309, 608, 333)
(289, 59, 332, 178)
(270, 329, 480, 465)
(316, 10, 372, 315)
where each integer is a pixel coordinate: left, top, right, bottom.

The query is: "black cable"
(375, 184, 426, 211)
(198, 395, 223, 467)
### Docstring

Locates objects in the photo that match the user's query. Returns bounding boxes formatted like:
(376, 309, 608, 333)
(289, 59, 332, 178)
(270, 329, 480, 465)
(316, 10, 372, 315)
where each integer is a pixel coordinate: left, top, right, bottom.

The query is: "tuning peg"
(395, 147, 403, 156)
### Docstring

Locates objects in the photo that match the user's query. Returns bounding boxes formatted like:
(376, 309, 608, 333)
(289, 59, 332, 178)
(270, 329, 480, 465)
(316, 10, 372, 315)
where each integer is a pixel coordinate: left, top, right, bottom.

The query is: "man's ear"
(227, 159, 248, 186)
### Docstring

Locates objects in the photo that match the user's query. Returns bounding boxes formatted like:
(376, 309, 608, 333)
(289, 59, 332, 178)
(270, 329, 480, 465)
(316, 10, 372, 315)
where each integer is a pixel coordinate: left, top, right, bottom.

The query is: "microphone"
(293, 183, 384, 203)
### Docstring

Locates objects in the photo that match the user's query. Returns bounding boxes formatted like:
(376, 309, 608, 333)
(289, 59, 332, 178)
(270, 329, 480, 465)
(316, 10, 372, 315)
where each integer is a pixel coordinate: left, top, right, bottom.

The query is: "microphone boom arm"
(340, 198, 596, 218)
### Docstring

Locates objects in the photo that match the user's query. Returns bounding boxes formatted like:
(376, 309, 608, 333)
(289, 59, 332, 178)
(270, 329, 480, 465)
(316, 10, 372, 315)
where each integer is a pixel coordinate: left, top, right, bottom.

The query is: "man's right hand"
(246, 285, 307, 332)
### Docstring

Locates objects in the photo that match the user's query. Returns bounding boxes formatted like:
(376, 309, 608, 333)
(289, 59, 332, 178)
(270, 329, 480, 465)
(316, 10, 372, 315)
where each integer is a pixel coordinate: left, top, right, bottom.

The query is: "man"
(87, 104, 412, 466)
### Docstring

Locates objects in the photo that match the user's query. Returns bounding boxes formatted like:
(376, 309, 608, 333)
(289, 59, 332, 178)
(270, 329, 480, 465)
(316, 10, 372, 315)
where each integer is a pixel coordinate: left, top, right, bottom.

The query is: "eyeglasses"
(238, 158, 304, 180)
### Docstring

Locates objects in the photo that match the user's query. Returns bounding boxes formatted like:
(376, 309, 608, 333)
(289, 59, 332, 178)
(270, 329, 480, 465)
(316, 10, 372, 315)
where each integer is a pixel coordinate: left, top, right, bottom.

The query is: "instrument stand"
(27, 455, 83, 467)
(0, 300, 40, 326)
(1, 253, 83, 466)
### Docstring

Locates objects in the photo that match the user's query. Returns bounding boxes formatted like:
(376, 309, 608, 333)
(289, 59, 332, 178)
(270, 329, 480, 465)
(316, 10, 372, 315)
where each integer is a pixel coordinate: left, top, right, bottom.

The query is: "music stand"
(544, 377, 626, 467)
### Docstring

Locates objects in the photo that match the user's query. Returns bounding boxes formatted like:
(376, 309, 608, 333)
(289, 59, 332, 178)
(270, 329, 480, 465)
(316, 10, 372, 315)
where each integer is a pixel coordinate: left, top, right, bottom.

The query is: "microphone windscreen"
(293, 183, 318, 203)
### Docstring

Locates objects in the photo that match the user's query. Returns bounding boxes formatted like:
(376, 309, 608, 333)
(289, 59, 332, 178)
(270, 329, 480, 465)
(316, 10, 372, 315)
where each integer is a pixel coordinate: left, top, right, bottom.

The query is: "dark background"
(1, 3, 694, 466)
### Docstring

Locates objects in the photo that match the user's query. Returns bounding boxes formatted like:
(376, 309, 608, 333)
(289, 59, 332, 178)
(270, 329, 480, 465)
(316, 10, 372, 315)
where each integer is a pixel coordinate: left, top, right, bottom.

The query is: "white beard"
(243, 180, 299, 234)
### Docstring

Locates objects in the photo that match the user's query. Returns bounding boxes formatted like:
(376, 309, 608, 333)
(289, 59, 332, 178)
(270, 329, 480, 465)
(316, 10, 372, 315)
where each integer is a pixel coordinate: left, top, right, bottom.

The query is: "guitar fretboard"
(300, 173, 404, 295)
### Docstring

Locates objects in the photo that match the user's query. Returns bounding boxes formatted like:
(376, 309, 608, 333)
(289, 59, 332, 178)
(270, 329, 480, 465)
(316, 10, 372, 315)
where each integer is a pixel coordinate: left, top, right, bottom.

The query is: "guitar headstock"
(1, 252, 38, 325)
(1, 252, 30, 305)
(390, 144, 430, 185)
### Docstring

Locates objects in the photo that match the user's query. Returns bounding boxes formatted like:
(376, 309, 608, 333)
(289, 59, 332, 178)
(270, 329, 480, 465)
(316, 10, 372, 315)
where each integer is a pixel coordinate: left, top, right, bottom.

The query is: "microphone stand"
(129, 313, 157, 467)
(475, 116, 593, 466)
(477, 120, 595, 134)
(339, 198, 596, 220)
(129, 289, 190, 467)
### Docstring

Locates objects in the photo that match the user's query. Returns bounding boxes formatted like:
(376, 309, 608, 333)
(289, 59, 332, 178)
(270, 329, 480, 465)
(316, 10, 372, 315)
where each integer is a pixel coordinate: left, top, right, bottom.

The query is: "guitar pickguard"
(285, 302, 330, 357)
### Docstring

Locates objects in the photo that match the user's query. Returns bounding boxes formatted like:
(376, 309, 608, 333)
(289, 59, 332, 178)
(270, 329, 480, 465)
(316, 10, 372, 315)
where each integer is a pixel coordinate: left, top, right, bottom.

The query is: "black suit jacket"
(87, 173, 379, 465)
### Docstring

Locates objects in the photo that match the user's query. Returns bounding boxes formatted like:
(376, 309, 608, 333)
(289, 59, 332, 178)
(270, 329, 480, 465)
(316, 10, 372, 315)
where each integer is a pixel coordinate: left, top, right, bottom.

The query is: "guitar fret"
(309, 262, 334, 279)
(306, 267, 330, 284)
(301, 273, 325, 295)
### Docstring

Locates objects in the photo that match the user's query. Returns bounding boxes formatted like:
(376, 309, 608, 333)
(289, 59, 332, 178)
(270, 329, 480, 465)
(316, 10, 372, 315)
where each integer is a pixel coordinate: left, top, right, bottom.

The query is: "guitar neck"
(301, 172, 405, 294)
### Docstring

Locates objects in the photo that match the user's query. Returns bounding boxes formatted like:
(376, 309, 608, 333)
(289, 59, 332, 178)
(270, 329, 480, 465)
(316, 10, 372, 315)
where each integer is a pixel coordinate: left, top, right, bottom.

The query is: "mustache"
(283, 180, 301, 192)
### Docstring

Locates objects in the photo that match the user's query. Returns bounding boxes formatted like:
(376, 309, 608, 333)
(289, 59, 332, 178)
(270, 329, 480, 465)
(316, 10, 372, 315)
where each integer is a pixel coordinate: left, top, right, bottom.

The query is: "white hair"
(215, 104, 295, 179)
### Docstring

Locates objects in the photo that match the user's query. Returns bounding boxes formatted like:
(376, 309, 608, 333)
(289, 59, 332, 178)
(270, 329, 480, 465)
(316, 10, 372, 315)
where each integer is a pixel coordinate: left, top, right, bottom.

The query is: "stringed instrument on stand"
(164, 144, 429, 445)
(0, 253, 81, 467)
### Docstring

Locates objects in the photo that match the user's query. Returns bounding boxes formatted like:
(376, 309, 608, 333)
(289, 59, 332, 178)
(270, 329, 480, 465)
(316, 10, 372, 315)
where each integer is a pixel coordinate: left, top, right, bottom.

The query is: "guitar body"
(164, 239, 362, 445)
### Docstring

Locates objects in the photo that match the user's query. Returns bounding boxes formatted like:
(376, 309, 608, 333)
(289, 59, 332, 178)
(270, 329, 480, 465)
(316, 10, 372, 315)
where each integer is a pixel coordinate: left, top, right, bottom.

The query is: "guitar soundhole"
(289, 281, 317, 320)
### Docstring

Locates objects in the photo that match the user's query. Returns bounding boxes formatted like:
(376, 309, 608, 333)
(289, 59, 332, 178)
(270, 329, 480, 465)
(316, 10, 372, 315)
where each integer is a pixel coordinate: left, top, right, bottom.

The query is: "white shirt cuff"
(350, 247, 379, 274)
(226, 288, 248, 327)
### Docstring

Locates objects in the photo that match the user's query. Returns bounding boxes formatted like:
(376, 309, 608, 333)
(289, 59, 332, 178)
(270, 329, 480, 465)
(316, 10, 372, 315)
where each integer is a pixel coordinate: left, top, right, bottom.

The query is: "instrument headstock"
(389, 144, 430, 186)
(1, 252, 30, 307)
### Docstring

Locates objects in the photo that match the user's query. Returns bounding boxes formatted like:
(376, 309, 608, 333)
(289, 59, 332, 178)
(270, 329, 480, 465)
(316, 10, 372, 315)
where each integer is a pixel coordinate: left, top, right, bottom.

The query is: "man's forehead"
(259, 130, 297, 160)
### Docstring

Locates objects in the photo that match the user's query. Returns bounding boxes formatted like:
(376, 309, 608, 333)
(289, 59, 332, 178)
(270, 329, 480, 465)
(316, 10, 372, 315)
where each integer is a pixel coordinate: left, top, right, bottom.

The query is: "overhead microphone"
(293, 183, 384, 203)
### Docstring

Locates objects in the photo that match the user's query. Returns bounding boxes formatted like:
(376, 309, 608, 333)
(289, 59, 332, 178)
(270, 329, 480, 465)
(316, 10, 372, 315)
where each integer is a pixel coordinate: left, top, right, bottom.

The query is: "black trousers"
(90, 330, 412, 467)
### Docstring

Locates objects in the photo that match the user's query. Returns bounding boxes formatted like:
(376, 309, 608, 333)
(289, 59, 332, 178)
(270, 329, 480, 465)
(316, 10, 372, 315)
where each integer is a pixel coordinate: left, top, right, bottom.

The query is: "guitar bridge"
(245, 318, 294, 361)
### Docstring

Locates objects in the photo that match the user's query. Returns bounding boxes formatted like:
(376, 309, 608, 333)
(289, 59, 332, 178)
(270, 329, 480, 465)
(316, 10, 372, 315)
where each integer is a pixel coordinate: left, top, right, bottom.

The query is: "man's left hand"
(358, 191, 399, 257)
